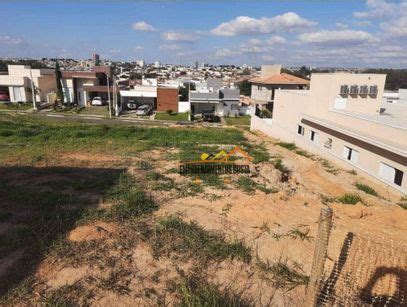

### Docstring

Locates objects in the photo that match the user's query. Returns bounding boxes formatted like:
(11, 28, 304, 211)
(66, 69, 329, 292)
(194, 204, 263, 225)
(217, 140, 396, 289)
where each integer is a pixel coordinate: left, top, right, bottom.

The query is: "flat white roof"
(120, 89, 156, 98)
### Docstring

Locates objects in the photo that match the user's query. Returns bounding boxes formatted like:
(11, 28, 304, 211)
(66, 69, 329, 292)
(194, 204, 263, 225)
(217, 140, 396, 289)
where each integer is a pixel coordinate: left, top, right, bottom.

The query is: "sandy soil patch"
(68, 222, 118, 242)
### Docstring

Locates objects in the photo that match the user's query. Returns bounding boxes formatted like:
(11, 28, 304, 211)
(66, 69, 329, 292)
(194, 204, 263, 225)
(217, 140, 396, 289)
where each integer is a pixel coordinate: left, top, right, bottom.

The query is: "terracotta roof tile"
(249, 73, 309, 85)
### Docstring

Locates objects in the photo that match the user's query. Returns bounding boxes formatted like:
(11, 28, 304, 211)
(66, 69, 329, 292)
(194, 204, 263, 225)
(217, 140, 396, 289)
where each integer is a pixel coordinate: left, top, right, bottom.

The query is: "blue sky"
(1, 1, 406, 67)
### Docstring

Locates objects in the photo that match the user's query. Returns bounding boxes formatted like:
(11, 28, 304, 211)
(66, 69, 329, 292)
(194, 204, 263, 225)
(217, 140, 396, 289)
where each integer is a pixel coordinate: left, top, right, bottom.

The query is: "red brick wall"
(157, 87, 178, 112)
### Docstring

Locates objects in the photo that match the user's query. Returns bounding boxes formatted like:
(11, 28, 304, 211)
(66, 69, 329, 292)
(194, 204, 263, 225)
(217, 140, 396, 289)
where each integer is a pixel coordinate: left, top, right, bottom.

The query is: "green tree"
(179, 82, 196, 101)
(237, 80, 251, 96)
(298, 66, 311, 78)
(241, 68, 251, 75)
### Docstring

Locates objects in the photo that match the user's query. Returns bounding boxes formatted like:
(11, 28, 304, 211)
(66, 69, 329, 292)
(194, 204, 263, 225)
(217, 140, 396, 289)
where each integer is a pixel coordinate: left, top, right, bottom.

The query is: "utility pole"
(29, 67, 37, 110)
(106, 73, 111, 119)
(113, 75, 119, 117)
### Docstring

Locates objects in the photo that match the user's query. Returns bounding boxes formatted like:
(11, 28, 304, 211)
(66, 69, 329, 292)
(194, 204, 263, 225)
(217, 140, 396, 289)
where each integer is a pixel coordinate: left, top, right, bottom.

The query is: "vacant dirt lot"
(0, 115, 406, 306)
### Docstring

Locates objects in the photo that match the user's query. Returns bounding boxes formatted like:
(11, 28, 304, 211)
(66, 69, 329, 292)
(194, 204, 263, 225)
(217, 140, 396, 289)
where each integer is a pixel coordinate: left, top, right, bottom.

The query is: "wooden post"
(304, 206, 333, 307)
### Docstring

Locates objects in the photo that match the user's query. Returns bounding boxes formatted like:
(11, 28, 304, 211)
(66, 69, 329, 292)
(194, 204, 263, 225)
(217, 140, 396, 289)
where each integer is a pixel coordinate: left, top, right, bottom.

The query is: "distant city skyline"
(1, 1, 407, 68)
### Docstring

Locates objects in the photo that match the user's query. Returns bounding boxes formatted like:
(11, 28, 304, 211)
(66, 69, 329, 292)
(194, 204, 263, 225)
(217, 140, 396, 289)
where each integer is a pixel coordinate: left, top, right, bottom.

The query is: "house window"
(297, 125, 305, 136)
(379, 162, 404, 186)
(324, 138, 332, 149)
(339, 85, 349, 96)
(257, 85, 262, 91)
(349, 85, 359, 95)
(359, 85, 368, 95)
(369, 85, 378, 96)
(309, 130, 319, 143)
(343, 146, 359, 163)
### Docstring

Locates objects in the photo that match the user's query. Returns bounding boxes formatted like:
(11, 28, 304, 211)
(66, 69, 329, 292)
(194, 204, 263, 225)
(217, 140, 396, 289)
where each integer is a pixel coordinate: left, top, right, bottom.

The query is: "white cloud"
(354, 20, 372, 27)
(335, 22, 349, 30)
(248, 38, 262, 46)
(211, 12, 316, 36)
(159, 44, 182, 50)
(0, 35, 23, 45)
(353, 0, 402, 19)
(240, 46, 267, 54)
(381, 16, 407, 37)
(298, 30, 379, 45)
(108, 49, 120, 54)
(134, 46, 144, 51)
(161, 31, 198, 42)
(246, 35, 286, 47)
(266, 35, 286, 45)
(132, 21, 156, 32)
(261, 55, 274, 62)
(215, 48, 239, 57)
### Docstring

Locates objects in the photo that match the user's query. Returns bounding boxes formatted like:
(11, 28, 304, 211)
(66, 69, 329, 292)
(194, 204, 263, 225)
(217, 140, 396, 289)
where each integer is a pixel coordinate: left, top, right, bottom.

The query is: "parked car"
(0, 91, 9, 101)
(91, 97, 104, 106)
(127, 100, 138, 110)
(135, 104, 152, 116)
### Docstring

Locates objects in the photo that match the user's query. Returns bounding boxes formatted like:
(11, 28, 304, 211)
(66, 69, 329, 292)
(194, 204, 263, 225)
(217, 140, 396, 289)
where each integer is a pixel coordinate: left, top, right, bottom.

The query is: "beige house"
(251, 72, 407, 193)
(0, 65, 56, 103)
(249, 65, 309, 117)
(61, 66, 114, 107)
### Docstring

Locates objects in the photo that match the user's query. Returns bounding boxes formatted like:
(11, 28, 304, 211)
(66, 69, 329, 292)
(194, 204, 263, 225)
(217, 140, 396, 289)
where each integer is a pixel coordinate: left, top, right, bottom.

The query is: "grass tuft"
(397, 196, 407, 210)
(355, 182, 378, 196)
(235, 176, 257, 194)
(176, 182, 204, 197)
(337, 193, 362, 205)
(235, 176, 277, 194)
(276, 142, 297, 151)
(272, 159, 291, 182)
(276, 142, 313, 158)
(150, 215, 251, 263)
(288, 226, 313, 242)
(256, 258, 309, 290)
(106, 173, 158, 220)
(137, 161, 153, 170)
(177, 270, 252, 307)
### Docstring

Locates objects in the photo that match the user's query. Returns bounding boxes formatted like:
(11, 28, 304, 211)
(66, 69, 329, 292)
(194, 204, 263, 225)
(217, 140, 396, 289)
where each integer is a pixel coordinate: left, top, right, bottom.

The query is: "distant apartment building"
(249, 65, 309, 116)
(251, 72, 407, 192)
(92, 53, 100, 66)
(0, 65, 57, 103)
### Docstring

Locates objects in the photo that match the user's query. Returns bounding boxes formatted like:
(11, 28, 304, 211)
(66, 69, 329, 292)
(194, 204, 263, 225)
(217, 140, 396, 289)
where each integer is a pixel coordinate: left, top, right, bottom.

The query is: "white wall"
(250, 115, 273, 136)
(178, 101, 190, 113)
